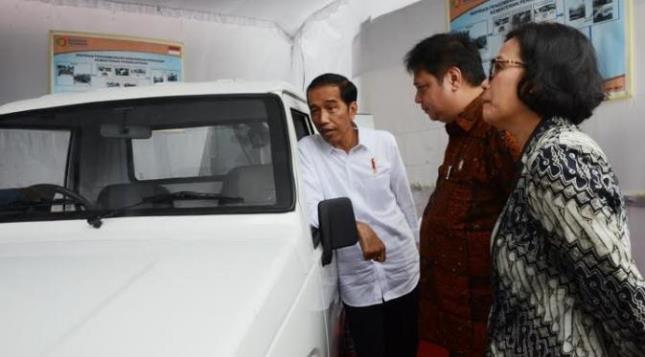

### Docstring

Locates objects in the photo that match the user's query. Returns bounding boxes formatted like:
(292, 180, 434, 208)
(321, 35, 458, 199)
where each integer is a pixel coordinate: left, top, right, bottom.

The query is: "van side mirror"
(317, 197, 359, 266)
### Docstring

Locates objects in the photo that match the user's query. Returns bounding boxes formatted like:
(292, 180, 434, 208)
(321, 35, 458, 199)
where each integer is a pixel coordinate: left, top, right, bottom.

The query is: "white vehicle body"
(0, 81, 346, 357)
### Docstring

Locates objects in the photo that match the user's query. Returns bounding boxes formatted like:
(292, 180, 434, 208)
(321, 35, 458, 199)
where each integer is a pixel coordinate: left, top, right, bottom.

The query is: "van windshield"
(0, 94, 294, 224)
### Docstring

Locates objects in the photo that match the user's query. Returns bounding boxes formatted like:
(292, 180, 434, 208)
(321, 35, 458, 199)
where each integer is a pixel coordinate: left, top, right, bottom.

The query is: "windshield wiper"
(86, 191, 244, 229)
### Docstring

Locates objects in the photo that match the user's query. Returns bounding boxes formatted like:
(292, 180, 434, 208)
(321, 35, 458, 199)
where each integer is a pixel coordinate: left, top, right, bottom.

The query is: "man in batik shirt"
(404, 33, 517, 356)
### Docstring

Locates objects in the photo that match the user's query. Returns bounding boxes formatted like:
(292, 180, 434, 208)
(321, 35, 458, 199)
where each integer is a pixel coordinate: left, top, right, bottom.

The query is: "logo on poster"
(55, 36, 88, 48)
(55, 37, 67, 47)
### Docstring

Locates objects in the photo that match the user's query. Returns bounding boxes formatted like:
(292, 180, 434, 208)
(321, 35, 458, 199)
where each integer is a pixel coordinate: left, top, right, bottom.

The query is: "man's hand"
(356, 221, 386, 262)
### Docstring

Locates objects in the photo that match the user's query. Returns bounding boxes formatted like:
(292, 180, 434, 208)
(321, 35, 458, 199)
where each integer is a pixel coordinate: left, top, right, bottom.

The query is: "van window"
(291, 109, 313, 140)
(0, 94, 294, 224)
(132, 122, 272, 180)
(0, 129, 70, 188)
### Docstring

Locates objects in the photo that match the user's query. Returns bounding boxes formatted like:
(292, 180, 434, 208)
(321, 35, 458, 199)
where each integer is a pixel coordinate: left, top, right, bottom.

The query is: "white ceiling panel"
(119, 0, 336, 34)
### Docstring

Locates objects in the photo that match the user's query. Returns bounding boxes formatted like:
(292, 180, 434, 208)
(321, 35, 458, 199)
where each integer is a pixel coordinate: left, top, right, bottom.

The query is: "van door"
(283, 93, 343, 356)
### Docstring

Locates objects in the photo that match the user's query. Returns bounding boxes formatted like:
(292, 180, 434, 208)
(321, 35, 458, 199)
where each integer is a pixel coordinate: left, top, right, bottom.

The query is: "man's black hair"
(306, 73, 357, 105)
(404, 32, 486, 86)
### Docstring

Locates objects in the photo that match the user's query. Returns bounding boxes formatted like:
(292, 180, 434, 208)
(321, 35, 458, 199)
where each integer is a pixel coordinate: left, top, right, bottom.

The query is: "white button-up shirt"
(298, 127, 419, 307)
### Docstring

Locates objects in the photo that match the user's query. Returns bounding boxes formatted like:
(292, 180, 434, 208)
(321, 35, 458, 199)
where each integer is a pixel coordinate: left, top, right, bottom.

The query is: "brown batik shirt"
(419, 95, 517, 357)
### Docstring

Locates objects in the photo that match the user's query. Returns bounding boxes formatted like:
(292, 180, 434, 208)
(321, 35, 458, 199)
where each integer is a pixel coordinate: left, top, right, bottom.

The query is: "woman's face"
(482, 38, 531, 130)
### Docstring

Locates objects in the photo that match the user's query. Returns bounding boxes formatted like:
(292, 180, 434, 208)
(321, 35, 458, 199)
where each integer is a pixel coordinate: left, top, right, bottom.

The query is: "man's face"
(413, 69, 454, 123)
(307, 85, 357, 148)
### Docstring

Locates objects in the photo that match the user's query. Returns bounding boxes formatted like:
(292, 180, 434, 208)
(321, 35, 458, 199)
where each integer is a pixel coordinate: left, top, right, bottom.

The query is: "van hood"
(0, 215, 309, 357)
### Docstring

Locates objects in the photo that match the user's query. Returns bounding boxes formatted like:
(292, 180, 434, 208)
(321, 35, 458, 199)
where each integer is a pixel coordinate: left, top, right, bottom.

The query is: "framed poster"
(448, 0, 632, 99)
(50, 31, 183, 94)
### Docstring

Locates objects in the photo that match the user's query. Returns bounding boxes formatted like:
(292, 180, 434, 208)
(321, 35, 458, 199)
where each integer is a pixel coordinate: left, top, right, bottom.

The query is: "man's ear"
(349, 101, 358, 118)
(444, 67, 463, 91)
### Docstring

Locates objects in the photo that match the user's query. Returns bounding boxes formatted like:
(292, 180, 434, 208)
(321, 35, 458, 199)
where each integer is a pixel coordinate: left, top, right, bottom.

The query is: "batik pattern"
(487, 117, 645, 357)
(419, 96, 516, 356)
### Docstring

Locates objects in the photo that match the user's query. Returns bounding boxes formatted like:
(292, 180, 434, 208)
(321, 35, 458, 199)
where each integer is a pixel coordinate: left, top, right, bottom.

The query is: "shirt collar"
(318, 124, 372, 155)
(445, 94, 483, 135)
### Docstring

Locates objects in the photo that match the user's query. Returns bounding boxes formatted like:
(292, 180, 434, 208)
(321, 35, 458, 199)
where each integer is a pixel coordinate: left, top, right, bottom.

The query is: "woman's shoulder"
(527, 118, 607, 169)
(523, 119, 624, 220)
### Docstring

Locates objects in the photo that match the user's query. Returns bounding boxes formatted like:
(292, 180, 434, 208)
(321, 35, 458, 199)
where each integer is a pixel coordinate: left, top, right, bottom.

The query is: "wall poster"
(50, 31, 183, 94)
(448, 0, 632, 99)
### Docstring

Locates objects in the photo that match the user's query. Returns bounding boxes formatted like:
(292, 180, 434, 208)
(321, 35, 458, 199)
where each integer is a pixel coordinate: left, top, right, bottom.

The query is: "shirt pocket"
(356, 164, 392, 209)
(438, 158, 479, 185)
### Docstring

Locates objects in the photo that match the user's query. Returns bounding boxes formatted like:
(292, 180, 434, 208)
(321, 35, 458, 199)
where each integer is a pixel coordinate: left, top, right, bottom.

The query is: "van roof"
(0, 80, 305, 115)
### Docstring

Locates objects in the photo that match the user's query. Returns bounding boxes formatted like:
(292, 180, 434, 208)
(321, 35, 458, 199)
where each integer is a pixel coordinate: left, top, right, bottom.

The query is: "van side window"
(131, 123, 272, 180)
(291, 109, 313, 140)
(0, 129, 70, 188)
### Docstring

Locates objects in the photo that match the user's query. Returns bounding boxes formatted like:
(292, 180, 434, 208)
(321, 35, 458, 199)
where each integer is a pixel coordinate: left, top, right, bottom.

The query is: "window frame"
(290, 108, 314, 140)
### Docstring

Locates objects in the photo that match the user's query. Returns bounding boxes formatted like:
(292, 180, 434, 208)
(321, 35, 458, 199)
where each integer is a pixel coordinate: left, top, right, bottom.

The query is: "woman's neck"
(507, 111, 543, 151)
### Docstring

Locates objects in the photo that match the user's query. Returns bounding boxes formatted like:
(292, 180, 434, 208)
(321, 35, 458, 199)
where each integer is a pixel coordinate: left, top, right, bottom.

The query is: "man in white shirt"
(299, 73, 420, 357)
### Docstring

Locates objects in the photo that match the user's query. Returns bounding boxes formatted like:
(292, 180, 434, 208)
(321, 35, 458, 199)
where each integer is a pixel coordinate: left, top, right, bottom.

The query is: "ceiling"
(116, 0, 339, 35)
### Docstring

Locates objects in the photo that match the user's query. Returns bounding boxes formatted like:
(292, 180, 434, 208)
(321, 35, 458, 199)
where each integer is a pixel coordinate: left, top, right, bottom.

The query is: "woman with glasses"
(481, 22, 645, 356)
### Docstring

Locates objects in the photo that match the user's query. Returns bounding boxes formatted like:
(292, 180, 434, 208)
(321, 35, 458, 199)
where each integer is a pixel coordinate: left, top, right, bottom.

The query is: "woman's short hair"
(507, 22, 605, 124)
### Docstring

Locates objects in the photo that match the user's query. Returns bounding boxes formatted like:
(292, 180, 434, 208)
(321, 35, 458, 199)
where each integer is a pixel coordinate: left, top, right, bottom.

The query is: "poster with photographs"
(50, 31, 183, 94)
(448, 0, 632, 99)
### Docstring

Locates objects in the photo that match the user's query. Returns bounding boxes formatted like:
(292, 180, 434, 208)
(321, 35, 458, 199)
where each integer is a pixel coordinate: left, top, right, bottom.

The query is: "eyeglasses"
(488, 58, 525, 79)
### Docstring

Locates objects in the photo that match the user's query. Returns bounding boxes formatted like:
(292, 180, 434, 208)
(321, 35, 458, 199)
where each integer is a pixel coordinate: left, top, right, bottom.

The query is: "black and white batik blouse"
(487, 117, 645, 356)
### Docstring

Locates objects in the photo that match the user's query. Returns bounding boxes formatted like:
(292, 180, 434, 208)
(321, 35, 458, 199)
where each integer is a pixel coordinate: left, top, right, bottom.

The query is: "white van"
(0, 81, 357, 357)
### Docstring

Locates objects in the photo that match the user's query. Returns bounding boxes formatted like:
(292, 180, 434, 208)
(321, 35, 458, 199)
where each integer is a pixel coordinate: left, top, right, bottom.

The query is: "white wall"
(0, 0, 293, 105)
(293, 0, 420, 92)
(352, 0, 645, 266)
(0, 0, 422, 103)
(352, 0, 445, 194)
(579, 0, 645, 194)
(585, 12, 645, 264)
